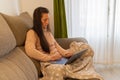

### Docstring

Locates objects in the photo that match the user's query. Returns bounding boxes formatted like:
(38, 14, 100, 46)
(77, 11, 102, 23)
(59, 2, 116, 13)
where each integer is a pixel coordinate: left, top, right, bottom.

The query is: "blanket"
(39, 41, 103, 80)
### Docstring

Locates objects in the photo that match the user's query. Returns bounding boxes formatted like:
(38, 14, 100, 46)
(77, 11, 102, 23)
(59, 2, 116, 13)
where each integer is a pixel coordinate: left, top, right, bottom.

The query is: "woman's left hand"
(63, 49, 73, 57)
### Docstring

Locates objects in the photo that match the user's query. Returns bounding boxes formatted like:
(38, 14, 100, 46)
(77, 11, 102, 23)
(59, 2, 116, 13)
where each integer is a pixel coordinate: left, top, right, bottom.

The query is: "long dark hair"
(32, 7, 50, 53)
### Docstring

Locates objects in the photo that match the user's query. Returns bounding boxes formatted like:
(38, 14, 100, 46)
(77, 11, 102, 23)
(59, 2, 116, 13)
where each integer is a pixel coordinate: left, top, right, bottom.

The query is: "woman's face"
(41, 13, 49, 29)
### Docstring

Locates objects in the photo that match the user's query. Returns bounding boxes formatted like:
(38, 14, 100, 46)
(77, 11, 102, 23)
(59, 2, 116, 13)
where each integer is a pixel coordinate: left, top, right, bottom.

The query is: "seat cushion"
(0, 47, 38, 80)
(1, 12, 33, 46)
(0, 14, 16, 57)
(19, 46, 43, 77)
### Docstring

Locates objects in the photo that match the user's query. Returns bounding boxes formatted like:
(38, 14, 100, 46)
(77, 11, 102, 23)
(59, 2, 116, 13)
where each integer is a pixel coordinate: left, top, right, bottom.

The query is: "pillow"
(0, 14, 16, 57)
(1, 12, 33, 46)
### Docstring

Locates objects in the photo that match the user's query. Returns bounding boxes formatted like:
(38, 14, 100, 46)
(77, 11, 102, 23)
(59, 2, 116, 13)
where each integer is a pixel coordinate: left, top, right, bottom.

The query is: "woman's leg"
(40, 63, 65, 80)
(64, 42, 103, 80)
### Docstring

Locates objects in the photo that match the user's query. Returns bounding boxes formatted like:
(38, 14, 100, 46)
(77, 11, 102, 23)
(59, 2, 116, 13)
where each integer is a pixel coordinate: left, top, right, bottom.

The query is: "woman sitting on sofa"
(25, 6, 103, 80)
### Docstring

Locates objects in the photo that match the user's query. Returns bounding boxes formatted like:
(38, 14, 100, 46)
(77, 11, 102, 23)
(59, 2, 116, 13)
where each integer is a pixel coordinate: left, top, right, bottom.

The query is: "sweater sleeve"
(49, 33, 73, 57)
(25, 30, 51, 61)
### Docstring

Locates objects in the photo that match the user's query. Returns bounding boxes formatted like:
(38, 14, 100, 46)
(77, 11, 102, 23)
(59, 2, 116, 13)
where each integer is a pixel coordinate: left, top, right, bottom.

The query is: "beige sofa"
(0, 12, 87, 80)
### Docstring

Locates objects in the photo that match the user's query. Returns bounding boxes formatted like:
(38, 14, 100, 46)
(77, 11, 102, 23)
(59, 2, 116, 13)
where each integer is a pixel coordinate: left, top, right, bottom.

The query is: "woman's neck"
(42, 27, 47, 32)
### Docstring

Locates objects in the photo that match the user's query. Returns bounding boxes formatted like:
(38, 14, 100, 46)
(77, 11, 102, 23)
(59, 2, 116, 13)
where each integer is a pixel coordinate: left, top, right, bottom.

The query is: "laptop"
(50, 48, 88, 65)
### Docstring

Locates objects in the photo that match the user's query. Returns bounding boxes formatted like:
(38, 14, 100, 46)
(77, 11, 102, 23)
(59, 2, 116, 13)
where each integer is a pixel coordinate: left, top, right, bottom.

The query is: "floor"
(95, 64, 120, 80)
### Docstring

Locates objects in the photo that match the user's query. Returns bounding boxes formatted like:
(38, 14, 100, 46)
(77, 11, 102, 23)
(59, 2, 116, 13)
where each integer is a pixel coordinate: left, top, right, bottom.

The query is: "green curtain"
(54, 0, 68, 38)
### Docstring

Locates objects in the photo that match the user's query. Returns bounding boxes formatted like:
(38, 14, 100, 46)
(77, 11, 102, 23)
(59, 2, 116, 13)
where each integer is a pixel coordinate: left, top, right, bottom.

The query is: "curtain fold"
(54, 0, 68, 38)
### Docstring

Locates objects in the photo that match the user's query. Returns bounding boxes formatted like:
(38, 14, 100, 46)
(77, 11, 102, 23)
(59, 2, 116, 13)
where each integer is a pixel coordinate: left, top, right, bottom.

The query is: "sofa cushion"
(1, 12, 33, 46)
(0, 47, 38, 80)
(56, 37, 88, 49)
(0, 14, 16, 57)
(19, 46, 43, 77)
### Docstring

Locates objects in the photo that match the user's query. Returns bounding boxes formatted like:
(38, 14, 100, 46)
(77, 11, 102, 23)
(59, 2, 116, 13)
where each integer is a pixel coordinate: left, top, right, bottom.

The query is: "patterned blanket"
(39, 41, 103, 80)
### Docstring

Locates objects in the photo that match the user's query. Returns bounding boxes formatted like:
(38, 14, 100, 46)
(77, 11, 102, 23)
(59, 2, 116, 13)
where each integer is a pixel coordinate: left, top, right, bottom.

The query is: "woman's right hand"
(50, 52, 62, 61)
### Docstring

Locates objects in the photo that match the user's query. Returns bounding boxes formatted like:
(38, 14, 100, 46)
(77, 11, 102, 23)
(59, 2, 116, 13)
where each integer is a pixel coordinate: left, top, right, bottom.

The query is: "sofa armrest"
(56, 37, 87, 49)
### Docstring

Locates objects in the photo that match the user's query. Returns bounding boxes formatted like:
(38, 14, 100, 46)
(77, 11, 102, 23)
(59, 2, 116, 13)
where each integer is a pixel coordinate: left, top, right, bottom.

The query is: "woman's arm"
(49, 33, 73, 57)
(54, 42, 74, 57)
(25, 30, 52, 61)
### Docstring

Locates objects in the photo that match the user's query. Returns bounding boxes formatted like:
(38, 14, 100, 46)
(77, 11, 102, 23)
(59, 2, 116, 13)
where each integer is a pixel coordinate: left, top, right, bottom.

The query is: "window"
(65, 0, 120, 64)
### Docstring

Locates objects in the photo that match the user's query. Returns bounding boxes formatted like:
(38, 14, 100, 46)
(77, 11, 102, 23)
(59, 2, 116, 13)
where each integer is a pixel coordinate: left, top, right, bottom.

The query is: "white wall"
(0, 0, 20, 15)
(0, 0, 54, 33)
(19, 0, 54, 33)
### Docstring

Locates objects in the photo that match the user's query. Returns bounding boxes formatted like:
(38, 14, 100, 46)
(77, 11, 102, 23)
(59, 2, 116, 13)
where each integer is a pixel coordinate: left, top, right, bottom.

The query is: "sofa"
(0, 12, 87, 80)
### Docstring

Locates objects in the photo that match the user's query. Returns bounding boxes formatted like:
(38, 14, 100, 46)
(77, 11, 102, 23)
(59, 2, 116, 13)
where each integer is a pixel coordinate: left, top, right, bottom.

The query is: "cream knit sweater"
(25, 29, 71, 62)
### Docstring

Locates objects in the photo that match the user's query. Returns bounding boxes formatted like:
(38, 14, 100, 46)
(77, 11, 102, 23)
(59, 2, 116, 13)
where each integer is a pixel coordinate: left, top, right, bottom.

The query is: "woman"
(25, 7, 103, 80)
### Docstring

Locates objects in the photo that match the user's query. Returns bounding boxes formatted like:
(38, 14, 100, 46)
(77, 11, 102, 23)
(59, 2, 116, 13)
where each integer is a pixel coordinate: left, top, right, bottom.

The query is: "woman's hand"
(63, 49, 74, 57)
(50, 52, 62, 61)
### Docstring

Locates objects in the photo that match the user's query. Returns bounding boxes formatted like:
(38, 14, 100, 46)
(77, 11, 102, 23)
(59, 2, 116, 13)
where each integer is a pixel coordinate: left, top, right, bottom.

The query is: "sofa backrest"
(0, 12, 33, 57)
(0, 12, 39, 80)
(0, 14, 16, 57)
(1, 12, 33, 46)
